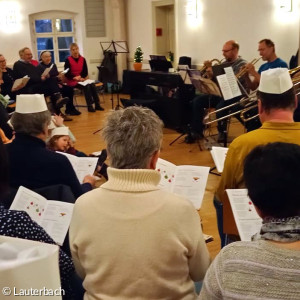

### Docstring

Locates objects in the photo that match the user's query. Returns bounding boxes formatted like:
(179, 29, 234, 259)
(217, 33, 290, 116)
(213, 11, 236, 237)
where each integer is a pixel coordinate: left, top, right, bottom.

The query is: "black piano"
(122, 70, 194, 129)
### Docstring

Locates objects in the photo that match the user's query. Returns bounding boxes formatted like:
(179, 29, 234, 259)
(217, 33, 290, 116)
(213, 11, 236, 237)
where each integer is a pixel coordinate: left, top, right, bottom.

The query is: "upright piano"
(122, 70, 195, 129)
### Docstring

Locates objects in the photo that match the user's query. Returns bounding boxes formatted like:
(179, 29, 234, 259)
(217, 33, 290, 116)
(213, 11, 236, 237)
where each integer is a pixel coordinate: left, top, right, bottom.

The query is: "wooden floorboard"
(66, 93, 245, 259)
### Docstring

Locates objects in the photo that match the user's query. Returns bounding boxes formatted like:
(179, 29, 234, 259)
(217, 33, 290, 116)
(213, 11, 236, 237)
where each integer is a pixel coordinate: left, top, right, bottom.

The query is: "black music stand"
(93, 41, 129, 135)
(99, 40, 129, 110)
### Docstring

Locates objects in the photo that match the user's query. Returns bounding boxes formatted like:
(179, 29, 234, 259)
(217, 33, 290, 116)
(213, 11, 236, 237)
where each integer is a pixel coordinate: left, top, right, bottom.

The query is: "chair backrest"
(178, 56, 192, 69)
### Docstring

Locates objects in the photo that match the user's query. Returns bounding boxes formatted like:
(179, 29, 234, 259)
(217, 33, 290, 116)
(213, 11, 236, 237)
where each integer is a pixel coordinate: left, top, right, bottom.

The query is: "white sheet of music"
(77, 79, 95, 86)
(224, 67, 242, 97)
(57, 152, 98, 183)
(10, 186, 74, 245)
(210, 146, 228, 173)
(156, 158, 209, 209)
(226, 189, 262, 241)
(216, 67, 242, 100)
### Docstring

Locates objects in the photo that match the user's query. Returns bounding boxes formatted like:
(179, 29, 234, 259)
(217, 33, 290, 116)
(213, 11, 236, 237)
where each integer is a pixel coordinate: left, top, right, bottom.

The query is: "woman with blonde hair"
(64, 43, 104, 112)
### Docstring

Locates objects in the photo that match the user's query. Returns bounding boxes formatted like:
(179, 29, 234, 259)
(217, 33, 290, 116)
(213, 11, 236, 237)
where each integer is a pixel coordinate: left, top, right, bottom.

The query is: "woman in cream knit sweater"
(70, 106, 211, 300)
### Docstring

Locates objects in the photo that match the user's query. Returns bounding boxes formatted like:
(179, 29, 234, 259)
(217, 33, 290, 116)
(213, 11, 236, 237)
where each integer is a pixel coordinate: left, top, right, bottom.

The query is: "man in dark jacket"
(13, 47, 69, 114)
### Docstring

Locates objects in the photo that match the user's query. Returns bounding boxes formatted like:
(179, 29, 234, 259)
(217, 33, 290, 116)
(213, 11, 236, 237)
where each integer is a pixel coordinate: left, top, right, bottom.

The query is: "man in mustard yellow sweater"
(214, 68, 300, 247)
(70, 106, 211, 300)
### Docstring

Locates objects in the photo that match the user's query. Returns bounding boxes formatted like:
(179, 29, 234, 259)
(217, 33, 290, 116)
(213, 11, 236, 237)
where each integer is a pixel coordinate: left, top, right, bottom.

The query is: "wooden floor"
(66, 93, 245, 259)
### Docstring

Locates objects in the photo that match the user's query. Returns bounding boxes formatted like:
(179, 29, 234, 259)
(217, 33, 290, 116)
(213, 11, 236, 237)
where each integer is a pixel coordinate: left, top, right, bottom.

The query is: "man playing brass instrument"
(190, 40, 251, 143)
(214, 68, 300, 248)
(245, 39, 288, 90)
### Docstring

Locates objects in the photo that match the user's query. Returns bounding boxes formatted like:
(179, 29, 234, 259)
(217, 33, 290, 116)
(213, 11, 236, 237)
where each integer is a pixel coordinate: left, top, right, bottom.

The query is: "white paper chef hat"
(258, 68, 293, 94)
(50, 126, 69, 137)
(15, 94, 48, 114)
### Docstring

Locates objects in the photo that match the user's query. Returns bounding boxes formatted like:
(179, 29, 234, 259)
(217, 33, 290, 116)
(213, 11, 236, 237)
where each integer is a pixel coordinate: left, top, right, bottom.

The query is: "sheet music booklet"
(156, 158, 209, 209)
(210, 146, 228, 173)
(41, 64, 54, 77)
(188, 70, 221, 97)
(77, 79, 95, 86)
(12, 76, 30, 90)
(57, 152, 98, 183)
(226, 189, 262, 241)
(10, 186, 74, 245)
(216, 67, 242, 100)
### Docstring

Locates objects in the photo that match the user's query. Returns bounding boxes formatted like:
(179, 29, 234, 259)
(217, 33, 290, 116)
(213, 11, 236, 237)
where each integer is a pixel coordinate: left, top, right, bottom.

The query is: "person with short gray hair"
(70, 106, 211, 300)
(7, 94, 95, 198)
(102, 106, 163, 169)
(11, 110, 51, 137)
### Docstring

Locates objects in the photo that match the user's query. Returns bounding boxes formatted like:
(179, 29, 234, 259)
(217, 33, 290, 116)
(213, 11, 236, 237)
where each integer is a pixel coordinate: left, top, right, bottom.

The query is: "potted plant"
(133, 46, 143, 71)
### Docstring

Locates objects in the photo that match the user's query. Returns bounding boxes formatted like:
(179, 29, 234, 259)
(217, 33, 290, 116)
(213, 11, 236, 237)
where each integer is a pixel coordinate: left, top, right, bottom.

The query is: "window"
(30, 11, 76, 65)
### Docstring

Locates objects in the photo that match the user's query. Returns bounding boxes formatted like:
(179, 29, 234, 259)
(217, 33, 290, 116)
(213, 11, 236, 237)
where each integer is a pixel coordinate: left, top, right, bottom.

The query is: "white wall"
(1, 0, 299, 78)
(127, 0, 300, 69)
(0, 0, 114, 79)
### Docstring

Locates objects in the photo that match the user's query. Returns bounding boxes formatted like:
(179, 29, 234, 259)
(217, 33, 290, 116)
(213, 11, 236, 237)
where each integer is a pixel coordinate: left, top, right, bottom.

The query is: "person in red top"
(64, 43, 104, 112)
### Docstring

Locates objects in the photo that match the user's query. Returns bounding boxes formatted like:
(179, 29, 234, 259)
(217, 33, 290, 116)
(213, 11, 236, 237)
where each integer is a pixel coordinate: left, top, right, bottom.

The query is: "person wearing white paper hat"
(200, 142, 300, 300)
(214, 68, 300, 248)
(47, 114, 76, 143)
(47, 126, 70, 152)
(47, 124, 89, 159)
(6, 94, 95, 198)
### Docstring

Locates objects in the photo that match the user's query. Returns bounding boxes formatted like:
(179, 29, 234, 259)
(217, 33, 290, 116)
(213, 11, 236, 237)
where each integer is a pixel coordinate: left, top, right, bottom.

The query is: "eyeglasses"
(222, 48, 233, 53)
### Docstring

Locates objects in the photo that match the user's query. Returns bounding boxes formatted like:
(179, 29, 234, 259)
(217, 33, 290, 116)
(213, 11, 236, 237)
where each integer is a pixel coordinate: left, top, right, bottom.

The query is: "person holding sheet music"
(64, 43, 104, 113)
(47, 124, 108, 180)
(199, 142, 300, 300)
(70, 106, 210, 300)
(6, 94, 95, 199)
(37, 50, 81, 117)
(214, 68, 300, 248)
(13, 47, 70, 114)
(0, 138, 75, 300)
(0, 54, 23, 100)
(189, 40, 256, 143)
(0, 69, 14, 139)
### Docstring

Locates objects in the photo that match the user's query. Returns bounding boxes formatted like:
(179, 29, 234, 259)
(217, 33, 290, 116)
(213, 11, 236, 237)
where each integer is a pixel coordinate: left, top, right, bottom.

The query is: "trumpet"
(235, 57, 262, 79)
(199, 58, 225, 77)
(203, 90, 258, 125)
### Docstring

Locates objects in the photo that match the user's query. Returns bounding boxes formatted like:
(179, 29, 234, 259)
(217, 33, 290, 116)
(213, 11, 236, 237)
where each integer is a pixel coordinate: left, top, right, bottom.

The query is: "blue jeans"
(213, 197, 226, 248)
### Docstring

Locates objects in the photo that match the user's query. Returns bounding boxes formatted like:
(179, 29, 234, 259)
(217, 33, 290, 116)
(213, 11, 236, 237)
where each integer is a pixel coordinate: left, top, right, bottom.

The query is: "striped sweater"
(199, 240, 300, 299)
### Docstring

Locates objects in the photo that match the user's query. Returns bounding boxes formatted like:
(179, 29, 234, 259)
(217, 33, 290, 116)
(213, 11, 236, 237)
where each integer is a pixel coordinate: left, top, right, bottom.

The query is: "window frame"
(30, 11, 76, 67)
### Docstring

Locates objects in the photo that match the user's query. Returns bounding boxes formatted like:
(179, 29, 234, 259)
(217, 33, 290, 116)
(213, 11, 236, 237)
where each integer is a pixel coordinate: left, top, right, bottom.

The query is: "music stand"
(99, 40, 129, 110)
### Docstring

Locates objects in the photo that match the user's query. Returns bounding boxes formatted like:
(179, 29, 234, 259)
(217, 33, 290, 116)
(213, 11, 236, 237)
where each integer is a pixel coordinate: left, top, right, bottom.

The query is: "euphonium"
(199, 58, 225, 77)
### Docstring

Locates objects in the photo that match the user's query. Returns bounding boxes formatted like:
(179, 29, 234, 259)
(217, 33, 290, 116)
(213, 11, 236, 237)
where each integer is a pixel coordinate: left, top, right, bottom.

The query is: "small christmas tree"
(134, 46, 143, 63)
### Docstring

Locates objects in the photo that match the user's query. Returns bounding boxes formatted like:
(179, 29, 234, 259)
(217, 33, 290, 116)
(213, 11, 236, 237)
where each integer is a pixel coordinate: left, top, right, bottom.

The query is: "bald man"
(190, 40, 252, 143)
